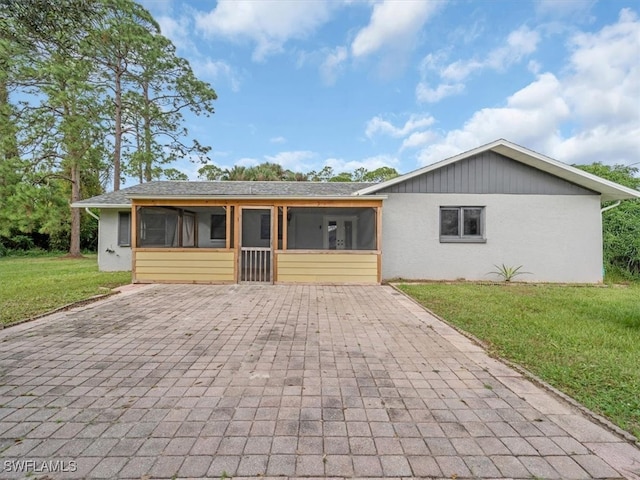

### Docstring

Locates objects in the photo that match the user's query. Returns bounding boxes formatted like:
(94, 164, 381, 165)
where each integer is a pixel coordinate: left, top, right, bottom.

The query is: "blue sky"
(138, 0, 640, 181)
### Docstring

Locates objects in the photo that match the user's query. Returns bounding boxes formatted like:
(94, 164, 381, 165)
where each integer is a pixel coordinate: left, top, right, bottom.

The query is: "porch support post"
(131, 204, 138, 282)
(225, 205, 231, 250)
(282, 206, 287, 251)
(376, 205, 382, 284)
(234, 204, 240, 282)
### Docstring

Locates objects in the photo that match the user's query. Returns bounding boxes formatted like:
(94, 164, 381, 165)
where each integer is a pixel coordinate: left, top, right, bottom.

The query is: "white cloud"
(195, 0, 334, 61)
(415, 9, 640, 167)
(191, 59, 242, 92)
(351, 0, 443, 58)
(486, 26, 541, 71)
(365, 114, 435, 139)
(325, 154, 399, 173)
(563, 8, 640, 128)
(264, 150, 317, 171)
(270, 136, 287, 144)
(236, 157, 259, 167)
(417, 73, 571, 165)
(157, 15, 190, 49)
(320, 46, 348, 85)
(417, 25, 540, 103)
(415, 82, 464, 103)
(401, 131, 437, 151)
(440, 25, 540, 81)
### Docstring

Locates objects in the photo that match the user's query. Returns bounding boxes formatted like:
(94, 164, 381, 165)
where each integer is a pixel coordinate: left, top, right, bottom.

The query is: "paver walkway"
(0, 284, 638, 479)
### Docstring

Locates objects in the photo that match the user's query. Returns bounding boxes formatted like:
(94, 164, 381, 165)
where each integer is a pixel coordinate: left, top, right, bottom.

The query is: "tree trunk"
(143, 81, 153, 182)
(113, 62, 123, 191)
(69, 162, 82, 257)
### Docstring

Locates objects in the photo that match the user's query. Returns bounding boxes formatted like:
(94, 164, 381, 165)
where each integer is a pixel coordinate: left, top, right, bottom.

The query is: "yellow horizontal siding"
(136, 273, 233, 282)
(134, 250, 234, 283)
(276, 252, 378, 284)
(136, 250, 229, 261)
(277, 253, 376, 263)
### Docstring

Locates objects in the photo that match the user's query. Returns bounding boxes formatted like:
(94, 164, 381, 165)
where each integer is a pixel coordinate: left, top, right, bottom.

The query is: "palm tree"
(223, 165, 249, 180)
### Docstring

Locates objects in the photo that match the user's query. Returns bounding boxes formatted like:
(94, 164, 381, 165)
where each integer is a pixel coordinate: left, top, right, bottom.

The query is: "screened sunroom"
(128, 191, 383, 284)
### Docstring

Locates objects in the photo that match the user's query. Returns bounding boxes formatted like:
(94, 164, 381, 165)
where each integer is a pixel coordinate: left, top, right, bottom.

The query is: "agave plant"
(490, 264, 531, 282)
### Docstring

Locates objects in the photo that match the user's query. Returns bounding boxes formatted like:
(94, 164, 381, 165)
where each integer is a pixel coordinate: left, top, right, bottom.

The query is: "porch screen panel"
(138, 207, 180, 247)
(286, 207, 377, 250)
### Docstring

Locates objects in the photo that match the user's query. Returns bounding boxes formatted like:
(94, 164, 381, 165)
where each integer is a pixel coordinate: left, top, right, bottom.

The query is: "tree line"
(575, 163, 640, 279)
(0, 0, 216, 255)
(197, 162, 399, 183)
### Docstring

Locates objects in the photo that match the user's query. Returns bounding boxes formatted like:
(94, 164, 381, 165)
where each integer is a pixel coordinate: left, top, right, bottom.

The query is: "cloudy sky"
(140, 0, 640, 179)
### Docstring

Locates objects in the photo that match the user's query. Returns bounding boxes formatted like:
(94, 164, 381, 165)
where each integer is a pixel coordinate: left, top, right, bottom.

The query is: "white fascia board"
(125, 195, 387, 201)
(492, 143, 640, 201)
(355, 138, 640, 201)
(70, 203, 131, 209)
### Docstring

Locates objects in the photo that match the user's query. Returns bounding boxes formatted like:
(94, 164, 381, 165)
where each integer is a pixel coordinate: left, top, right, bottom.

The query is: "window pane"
(210, 214, 226, 240)
(328, 220, 337, 250)
(440, 209, 459, 236)
(118, 212, 131, 246)
(463, 208, 482, 236)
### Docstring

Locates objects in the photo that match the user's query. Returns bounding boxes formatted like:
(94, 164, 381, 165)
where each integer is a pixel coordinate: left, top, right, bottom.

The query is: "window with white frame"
(440, 206, 485, 243)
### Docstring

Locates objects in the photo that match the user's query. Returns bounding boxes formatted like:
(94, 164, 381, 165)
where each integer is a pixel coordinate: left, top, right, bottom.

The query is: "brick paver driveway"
(0, 284, 638, 479)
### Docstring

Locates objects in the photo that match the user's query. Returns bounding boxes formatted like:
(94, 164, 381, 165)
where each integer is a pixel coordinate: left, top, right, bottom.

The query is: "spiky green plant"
(490, 264, 531, 282)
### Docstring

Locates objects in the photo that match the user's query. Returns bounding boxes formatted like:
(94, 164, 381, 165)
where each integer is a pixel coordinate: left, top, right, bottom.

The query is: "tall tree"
(121, 32, 217, 183)
(85, 0, 161, 191)
(1, 0, 105, 255)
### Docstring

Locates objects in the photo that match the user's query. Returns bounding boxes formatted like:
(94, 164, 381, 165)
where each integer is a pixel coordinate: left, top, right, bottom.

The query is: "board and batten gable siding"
(98, 209, 132, 271)
(377, 151, 598, 195)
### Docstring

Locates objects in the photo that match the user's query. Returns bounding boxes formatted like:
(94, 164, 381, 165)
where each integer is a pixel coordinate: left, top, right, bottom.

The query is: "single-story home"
(74, 139, 640, 284)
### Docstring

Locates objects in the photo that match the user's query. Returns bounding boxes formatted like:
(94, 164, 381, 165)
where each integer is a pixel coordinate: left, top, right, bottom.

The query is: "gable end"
(378, 151, 598, 195)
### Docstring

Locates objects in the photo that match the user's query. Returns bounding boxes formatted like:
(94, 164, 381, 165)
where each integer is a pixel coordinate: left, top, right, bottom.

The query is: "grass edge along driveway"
(0, 254, 131, 326)
(398, 282, 640, 441)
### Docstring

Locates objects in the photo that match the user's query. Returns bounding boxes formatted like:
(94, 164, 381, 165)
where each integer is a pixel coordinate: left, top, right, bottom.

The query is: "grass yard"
(0, 254, 131, 326)
(398, 282, 640, 440)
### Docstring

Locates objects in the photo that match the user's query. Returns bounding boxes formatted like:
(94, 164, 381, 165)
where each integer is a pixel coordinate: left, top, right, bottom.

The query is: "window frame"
(117, 211, 131, 247)
(210, 213, 227, 240)
(439, 206, 486, 243)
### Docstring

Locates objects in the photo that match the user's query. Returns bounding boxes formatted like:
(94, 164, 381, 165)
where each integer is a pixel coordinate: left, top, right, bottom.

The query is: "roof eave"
(355, 139, 640, 200)
(126, 195, 387, 201)
(71, 203, 130, 209)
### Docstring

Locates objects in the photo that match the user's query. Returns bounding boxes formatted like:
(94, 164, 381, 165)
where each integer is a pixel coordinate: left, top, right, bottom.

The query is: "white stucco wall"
(98, 209, 132, 271)
(381, 194, 603, 283)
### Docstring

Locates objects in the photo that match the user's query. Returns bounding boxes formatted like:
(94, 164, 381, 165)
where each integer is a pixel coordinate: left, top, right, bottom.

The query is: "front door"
(324, 216, 357, 250)
(240, 207, 273, 283)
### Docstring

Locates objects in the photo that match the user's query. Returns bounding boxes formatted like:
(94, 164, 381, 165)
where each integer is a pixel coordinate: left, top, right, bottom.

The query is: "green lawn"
(0, 254, 131, 325)
(398, 282, 640, 439)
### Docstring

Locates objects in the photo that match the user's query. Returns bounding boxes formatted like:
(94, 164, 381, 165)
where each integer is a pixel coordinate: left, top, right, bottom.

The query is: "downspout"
(84, 207, 100, 221)
(600, 200, 621, 213)
(599, 201, 621, 280)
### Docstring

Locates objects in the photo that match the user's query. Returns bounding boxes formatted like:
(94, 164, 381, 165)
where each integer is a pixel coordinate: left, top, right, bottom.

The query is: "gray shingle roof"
(74, 181, 376, 207)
